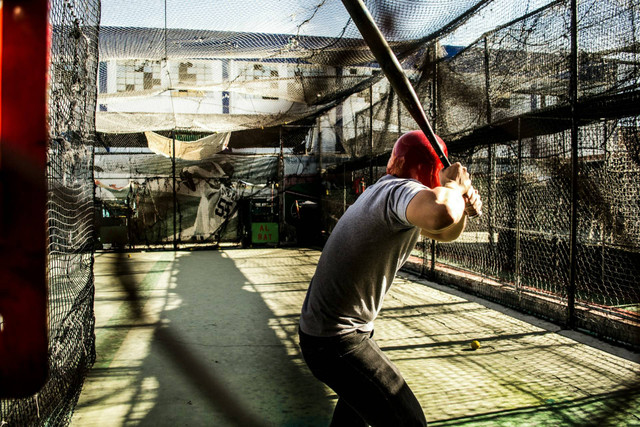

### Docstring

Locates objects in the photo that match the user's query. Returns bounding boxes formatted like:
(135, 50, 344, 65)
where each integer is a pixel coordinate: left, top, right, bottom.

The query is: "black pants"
(299, 329, 427, 427)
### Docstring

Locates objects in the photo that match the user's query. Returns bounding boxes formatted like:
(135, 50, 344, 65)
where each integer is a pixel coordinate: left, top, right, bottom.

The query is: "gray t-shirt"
(299, 174, 426, 337)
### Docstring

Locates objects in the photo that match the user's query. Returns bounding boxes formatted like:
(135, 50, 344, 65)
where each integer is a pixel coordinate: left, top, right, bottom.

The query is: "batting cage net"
(94, 0, 639, 347)
(321, 0, 640, 351)
(3, 0, 638, 424)
(0, 0, 100, 426)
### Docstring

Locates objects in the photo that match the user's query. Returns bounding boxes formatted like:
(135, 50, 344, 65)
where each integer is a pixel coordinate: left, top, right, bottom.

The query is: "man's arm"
(405, 162, 482, 243)
(405, 185, 467, 242)
(420, 210, 468, 242)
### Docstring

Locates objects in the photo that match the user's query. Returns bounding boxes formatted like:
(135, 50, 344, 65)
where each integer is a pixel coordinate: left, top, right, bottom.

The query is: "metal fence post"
(484, 37, 492, 125)
(430, 240, 436, 278)
(369, 85, 374, 183)
(601, 120, 607, 293)
(279, 126, 285, 236)
(343, 163, 347, 213)
(318, 117, 323, 174)
(430, 43, 439, 277)
(397, 92, 402, 138)
(484, 36, 496, 254)
(172, 129, 177, 251)
(568, 0, 579, 328)
(516, 118, 522, 295)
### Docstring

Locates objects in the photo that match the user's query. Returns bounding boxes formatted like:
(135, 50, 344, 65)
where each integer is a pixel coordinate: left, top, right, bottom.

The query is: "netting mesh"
(576, 119, 640, 313)
(46, 0, 100, 423)
(320, 0, 639, 350)
(95, 132, 280, 247)
(93, 0, 639, 346)
(426, 117, 640, 342)
(0, 0, 100, 425)
(425, 0, 638, 347)
(4, 0, 638, 423)
(95, 0, 491, 133)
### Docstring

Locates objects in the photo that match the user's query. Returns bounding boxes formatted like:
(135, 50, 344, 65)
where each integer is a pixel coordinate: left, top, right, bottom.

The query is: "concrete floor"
(71, 248, 640, 426)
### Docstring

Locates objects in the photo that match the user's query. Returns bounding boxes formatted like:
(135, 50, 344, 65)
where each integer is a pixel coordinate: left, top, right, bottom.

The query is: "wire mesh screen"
(430, 116, 640, 346)
(45, 0, 100, 424)
(575, 118, 640, 341)
(93, 0, 499, 251)
(316, 0, 639, 349)
(438, 130, 575, 298)
(432, 0, 638, 346)
(0, 0, 100, 425)
(578, 0, 639, 100)
(90, 0, 638, 339)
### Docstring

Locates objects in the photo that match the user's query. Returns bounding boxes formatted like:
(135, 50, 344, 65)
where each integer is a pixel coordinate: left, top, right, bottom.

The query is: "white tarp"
(145, 131, 230, 160)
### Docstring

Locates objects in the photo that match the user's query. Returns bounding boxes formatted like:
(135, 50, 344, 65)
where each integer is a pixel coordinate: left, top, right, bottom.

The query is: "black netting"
(0, 0, 101, 425)
(575, 119, 640, 329)
(317, 0, 639, 351)
(92, 0, 639, 354)
(94, 0, 491, 134)
(46, 0, 100, 424)
(6, 0, 637, 423)
(95, 134, 280, 248)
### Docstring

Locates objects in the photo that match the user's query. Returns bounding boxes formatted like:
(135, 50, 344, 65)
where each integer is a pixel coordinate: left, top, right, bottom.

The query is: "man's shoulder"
(375, 175, 426, 192)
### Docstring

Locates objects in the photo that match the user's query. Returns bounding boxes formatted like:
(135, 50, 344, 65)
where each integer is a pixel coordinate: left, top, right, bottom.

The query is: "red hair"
(386, 131, 448, 188)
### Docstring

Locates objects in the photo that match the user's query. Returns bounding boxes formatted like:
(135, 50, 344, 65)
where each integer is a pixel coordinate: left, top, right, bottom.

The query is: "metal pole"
(172, 130, 177, 251)
(568, 0, 579, 328)
(601, 120, 607, 292)
(488, 146, 495, 249)
(484, 37, 492, 125)
(317, 118, 323, 182)
(430, 240, 436, 278)
(343, 163, 347, 213)
(397, 93, 402, 138)
(279, 126, 285, 240)
(430, 43, 438, 277)
(164, 0, 168, 59)
(515, 118, 522, 294)
(369, 85, 374, 183)
(354, 112, 358, 157)
(485, 36, 496, 252)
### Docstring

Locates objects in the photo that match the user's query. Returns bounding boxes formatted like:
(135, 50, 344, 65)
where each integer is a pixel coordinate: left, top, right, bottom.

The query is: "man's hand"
(463, 186, 482, 218)
(407, 162, 483, 240)
(439, 162, 471, 194)
(439, 163, 482, 217)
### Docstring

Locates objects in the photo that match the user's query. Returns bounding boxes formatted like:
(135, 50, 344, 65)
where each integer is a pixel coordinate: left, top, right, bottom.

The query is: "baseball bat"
(341, 0, 481, 217)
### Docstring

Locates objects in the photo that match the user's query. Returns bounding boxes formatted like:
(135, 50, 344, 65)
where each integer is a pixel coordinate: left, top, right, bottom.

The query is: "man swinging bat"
(298, 0, 482, 423)
(299, 130, 482, 426)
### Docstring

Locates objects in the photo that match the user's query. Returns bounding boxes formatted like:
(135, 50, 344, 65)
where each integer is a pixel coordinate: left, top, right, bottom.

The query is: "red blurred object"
(0, 0, 49, 398)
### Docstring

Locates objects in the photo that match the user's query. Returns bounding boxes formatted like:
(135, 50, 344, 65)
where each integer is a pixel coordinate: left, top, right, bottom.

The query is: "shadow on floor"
(77, 249, 332, 427)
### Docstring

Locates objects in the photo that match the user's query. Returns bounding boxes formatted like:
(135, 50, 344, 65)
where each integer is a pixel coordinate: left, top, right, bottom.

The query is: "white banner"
(145, 131, 230, 160)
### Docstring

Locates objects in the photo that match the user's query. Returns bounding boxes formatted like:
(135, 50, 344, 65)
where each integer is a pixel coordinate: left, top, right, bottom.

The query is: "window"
(179, 62, 196, 83)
